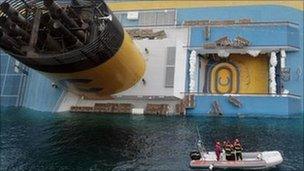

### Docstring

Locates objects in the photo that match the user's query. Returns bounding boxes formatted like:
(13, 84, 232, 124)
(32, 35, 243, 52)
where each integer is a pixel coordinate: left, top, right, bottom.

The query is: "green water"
(1, 107, 303, 170)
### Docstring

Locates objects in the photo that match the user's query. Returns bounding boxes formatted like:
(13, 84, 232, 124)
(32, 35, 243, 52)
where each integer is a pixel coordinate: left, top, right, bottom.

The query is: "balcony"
(188, 21, 300, 53)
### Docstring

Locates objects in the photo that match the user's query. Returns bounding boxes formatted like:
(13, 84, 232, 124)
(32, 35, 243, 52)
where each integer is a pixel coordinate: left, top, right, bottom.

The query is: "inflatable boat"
(190, 128, 283, 170)
(190, 151, 283, 170)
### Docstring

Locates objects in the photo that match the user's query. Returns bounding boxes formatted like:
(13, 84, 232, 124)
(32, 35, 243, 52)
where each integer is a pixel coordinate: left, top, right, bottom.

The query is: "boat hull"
(190, 151, 283, 170)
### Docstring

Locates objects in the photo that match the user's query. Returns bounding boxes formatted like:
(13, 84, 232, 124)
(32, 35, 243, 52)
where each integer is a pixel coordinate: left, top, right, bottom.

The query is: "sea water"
(1, 107, 303, 170)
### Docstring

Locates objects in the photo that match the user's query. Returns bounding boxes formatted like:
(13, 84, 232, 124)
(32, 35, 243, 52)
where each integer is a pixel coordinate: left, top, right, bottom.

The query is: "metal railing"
(181, 92, 301, 99)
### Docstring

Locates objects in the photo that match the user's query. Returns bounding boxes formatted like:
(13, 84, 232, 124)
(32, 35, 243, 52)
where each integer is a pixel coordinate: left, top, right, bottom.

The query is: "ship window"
(156, 11, 175, 26)
(166, 47, 176, 65)
(115, 10, 176, 27)
(165, 47, 176, 88)
(139, 10, 175, 26)
(139, 12, 157, 26)
(165, 67, 175, 88)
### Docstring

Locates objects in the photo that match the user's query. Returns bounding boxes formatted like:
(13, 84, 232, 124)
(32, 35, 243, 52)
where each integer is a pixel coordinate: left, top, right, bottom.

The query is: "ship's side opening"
(199, 53, 269, 95)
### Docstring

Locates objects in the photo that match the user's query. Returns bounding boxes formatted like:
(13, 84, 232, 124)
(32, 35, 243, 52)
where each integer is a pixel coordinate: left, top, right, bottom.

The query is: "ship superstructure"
(0, 1, 303, 115)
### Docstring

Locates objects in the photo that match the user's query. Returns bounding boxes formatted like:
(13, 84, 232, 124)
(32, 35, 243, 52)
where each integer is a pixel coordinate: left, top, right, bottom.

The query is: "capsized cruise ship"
(0, 0, 303, 116)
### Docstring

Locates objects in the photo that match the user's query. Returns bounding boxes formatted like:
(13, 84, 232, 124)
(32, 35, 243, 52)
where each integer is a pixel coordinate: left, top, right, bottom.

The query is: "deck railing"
(181, 92, 301, 99)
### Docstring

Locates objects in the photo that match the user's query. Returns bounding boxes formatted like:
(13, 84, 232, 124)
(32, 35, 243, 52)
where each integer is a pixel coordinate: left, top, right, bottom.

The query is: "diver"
(234, 139, 243, 160)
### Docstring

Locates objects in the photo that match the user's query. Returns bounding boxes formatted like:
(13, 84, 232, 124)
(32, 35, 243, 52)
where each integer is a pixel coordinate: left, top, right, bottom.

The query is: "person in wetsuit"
(224, 141, 232, 161)
(234, 139, 243, 160)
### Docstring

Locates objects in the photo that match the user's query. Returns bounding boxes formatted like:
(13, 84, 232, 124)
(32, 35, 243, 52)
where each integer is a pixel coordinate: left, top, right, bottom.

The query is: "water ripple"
(1, 108, 303, 170)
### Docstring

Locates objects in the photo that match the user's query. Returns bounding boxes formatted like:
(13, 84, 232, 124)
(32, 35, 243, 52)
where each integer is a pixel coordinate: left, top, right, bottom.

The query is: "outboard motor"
(190, 127, 206, 160)
(190, 150, 201, 160)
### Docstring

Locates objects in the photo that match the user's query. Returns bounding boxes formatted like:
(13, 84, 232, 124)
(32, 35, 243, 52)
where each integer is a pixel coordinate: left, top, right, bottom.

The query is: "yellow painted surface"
(43, 31, 146, 99)
(108, 1, 303, 11)
(230, 54, 269, 94)
(210, 63, 238, 94)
